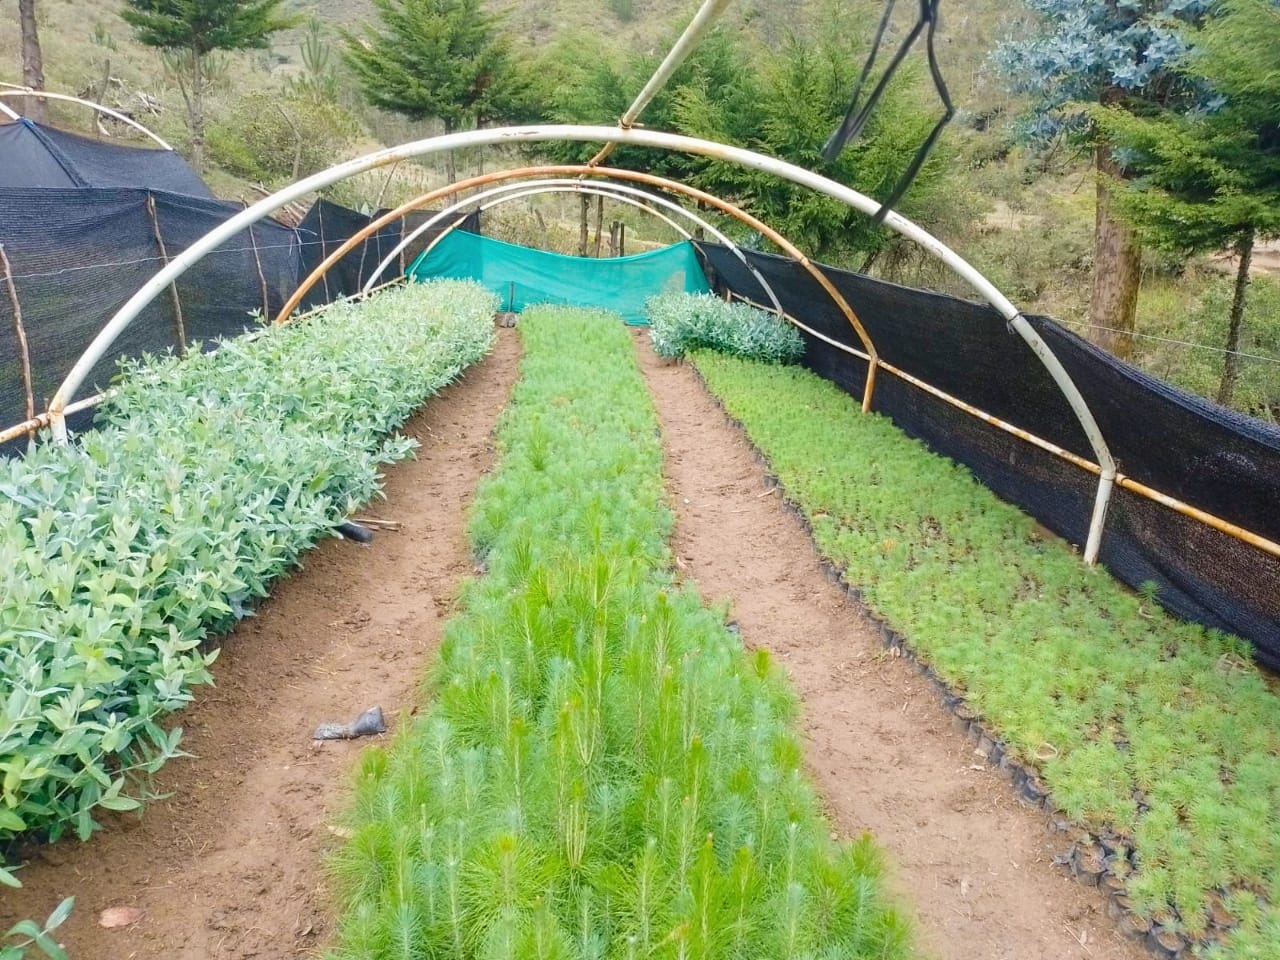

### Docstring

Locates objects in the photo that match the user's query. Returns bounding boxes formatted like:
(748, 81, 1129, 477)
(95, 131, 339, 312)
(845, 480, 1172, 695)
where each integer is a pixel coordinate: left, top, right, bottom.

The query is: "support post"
(246, 213, 271, 318)
(1084, 471, 1116, 566)
(593, 195, 605, 257)
(0, 243, 36, 439)
(145, 194, 187, 355)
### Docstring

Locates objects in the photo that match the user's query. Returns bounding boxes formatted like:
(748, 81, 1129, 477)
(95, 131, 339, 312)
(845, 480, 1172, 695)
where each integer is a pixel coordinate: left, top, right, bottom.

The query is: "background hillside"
(2, 0, 1276, 421)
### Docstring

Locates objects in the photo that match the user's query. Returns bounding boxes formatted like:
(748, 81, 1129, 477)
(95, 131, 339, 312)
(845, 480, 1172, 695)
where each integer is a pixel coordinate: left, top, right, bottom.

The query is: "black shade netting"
(295, 199, 480, 308)
(0, 119, 213, 197)
(0, 188, 298, 455)
(697, 243, 1280, 666)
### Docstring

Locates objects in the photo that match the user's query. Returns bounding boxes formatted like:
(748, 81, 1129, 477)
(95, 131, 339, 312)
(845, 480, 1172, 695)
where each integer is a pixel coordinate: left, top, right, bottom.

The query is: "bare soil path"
(0, 328, 521, 959)
(634, 329, 1148, 960)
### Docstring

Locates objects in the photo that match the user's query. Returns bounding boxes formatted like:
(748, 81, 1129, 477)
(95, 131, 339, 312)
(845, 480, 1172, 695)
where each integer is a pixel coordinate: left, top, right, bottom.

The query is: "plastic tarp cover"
(697, 243, 1280, 667)
(408, 231, 711, 325)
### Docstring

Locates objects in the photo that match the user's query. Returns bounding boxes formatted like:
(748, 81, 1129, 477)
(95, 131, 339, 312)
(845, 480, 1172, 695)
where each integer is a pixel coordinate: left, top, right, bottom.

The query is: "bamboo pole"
(724, 292, 1280, 561)
(244, 205, 271, 318)
(0, 243, 35, 438)
(145, 195, 187, 356)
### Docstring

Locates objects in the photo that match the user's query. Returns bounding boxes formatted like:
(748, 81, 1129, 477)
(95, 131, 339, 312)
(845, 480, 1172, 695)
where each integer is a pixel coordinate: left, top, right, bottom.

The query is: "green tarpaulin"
(406, 231, 711, 325)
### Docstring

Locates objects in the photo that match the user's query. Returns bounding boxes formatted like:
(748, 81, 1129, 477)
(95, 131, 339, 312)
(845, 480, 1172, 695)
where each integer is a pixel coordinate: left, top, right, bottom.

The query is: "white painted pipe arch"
(360, 178, 786, 323)
(362, 179, 695, 294)
(44, 123, 1117, 561)
(380, 179, 786, 320)
(0, 89, 174, 150)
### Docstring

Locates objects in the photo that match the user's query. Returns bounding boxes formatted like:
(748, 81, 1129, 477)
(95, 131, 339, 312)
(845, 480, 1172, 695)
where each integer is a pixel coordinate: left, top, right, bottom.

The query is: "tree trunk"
(1087, 144, 1141, 361)
(443, 118, 457, 184)
(18, 0, 47, 124)
(189, 51, 206, 174)
(593, 195, 605, 257)
(1218, 228, 1254, 408)
(578, 194, 590, 257)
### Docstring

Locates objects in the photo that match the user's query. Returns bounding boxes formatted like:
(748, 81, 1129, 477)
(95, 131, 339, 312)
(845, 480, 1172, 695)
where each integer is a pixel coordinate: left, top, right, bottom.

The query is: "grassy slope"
(692, 349, 1280, 956)
(327, 306, 915, 959)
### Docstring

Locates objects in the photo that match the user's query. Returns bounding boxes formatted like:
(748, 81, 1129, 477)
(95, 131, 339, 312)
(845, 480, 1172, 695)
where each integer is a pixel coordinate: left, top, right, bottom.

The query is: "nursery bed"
(2, 315, 1170, 960)
(634, 329, 1146, 960)
(0, 331, 521, 959)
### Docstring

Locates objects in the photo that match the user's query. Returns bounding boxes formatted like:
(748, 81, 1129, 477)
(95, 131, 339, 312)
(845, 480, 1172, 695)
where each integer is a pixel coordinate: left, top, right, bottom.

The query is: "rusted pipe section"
(275, 165, 881, 408)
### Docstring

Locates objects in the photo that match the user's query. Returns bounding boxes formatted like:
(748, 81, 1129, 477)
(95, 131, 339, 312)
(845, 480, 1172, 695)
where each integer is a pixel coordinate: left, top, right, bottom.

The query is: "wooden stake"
(146, 194, 187, 355)
(593, 194, 605, 257)
(244, 206, 271, 318)
(0, 243, 36, 438)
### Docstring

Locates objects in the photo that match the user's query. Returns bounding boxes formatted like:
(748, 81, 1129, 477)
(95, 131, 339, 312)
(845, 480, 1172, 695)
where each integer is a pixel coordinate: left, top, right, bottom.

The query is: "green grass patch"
(327, 306, 914, 960)
(692, 351, 1280, 953)
(0, 281, 496, 881)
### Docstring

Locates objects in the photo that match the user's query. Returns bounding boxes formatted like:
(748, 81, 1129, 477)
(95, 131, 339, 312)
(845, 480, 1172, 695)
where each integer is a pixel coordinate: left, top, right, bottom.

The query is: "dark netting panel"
(698, 243, 1280, 666)
(0, 119, 214, 197)
(0, 188, 300, 456)
(295, 200, 481, 308)
(154, 193, 300, 341)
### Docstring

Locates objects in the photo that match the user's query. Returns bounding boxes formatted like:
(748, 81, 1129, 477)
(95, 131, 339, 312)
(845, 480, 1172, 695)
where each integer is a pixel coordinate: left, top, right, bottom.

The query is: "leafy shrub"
(646, 292, 805, 364)
(329, 306, 913, 960)
(693, 349, 1280, 951)
(0, 281, 496, 884)
(206, 90, 359, 184)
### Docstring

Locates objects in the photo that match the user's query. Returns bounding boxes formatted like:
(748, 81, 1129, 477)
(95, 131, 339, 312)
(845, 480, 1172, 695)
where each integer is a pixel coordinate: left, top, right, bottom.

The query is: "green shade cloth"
(406, 230, 711, 325)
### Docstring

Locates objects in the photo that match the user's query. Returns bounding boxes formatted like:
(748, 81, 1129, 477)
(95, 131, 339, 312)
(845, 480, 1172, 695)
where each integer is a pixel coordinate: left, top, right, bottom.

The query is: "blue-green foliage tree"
(1093, 0, 1280, 408)
(996, 0, 1208, 359)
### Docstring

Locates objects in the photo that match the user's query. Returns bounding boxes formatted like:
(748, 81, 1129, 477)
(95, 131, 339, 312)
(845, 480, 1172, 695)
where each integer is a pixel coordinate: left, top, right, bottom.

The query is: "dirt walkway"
(0, 329, 520, 959)
(634, 330, 1147, 960)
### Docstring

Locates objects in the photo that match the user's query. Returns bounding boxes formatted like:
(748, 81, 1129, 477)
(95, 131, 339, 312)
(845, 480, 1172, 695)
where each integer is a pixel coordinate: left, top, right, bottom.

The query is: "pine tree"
(342, 0, 530, 183)
(1096, 0, 1280, 407)
(996, 1, 1207, 360)
(120, 0, 299, 174)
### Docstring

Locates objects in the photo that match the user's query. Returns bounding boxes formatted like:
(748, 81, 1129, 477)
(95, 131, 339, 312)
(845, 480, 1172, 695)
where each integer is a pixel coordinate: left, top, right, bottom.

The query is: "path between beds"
(633, 329, 1147, 960)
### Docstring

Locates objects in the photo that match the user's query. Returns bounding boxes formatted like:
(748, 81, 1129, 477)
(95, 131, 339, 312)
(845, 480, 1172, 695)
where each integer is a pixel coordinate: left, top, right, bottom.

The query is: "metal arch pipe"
(380, 180, 787, 320)
(275, 164, 880, 412)
(44, 123, 1111, 559)
(361, 178, 697, 294)
(359, 179, 785, 322)
(0, 89, 174, 149)
(588, 0, 735, 168)
(0, 101, 19, 121)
